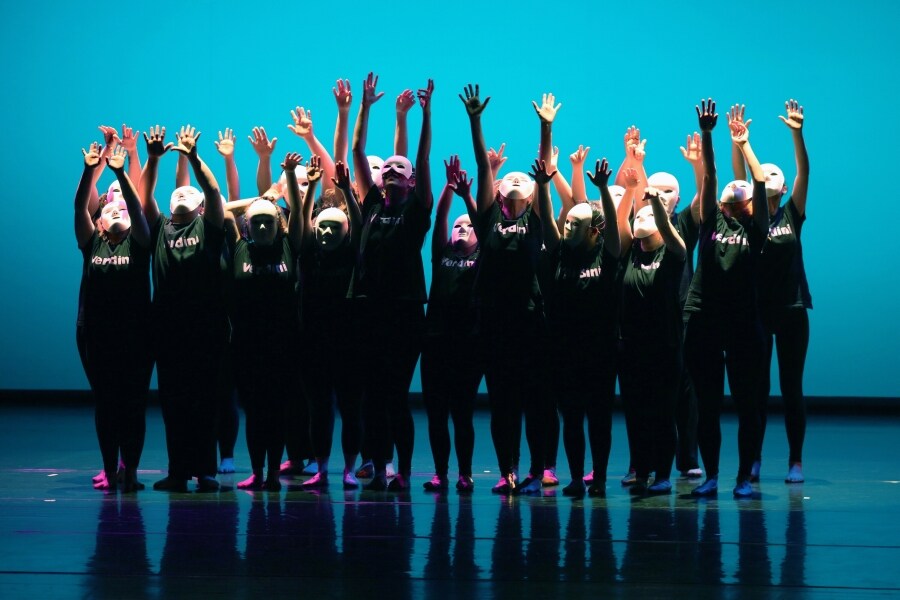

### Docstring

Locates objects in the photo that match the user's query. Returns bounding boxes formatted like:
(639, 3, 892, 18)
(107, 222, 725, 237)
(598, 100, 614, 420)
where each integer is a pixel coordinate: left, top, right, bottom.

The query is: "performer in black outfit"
(74, 144, 152, 492)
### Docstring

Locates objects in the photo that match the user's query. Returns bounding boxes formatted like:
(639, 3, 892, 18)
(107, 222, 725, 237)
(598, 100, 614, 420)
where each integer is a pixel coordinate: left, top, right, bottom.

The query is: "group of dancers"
(74, 73, 810, 498)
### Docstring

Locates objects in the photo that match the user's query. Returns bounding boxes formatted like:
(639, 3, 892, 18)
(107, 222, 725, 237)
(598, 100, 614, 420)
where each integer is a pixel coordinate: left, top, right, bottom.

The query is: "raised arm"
(332, 79, 352, 165)
(214, 128, 241, 200)
(281, 151, 305, 251)
(728, 105, 749, 181)
(332, 161, 361, 244)
(172, 125, 223, 229)
(679, 131, 704, 225)
(75, 142, 102, 247)
(728, 116, 768, 237)
(587, 158, 620, 258)
(119, 124, 142, 197)
(780, 99, 808, 216)
(616, 167, 639, 255)
(394, 89, 415, 157)
(415, 79, 434, 210)
(531, 159, 560, 252)
(352, 72, 384, 201)
(89, 125, 119, 214)
(646, 188, 685, 259)
(553, 145, 583, 233)
(433, 155, 459, 259)
(107, 146, 150, 248)
(289, 106, 336, 193)
(139, 125, 173, 228)
(697, 99, 719, 226)
(175, 154, 190, 187)
(248, 126, 277, 195)
(459, 83, 493, 215)
(487, 143, 507, 181)
(614, 126, 648, 192)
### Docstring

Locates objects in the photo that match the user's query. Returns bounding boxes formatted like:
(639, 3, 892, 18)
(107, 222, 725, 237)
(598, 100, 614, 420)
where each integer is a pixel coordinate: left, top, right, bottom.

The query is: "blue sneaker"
(691, 477, 719, 497)
(647, 480, 672, 495)
(733, 479, 753, 498)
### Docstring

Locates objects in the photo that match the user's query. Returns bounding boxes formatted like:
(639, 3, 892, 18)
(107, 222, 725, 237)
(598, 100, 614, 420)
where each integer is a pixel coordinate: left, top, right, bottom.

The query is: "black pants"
(684, 311, 765, 481)
(480, 309, 546, 479)
(555, 345, 618, 482)
(421, 333, 482, 478)
(80, 324, 152, 477)
(358, 301, 424, 477)
(283, 383, 312, 464)
(216, 341, 239, 461)
(301, 339, 363, 464)
(675, 321, 700, 473)
(619, 342, 681, 481)
(760, 307, 809, 464)
(155, 319, 227, 481)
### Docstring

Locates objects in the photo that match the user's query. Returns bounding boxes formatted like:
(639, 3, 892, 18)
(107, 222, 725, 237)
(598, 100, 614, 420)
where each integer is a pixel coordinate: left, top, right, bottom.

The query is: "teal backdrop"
(1, 0, 897, 397)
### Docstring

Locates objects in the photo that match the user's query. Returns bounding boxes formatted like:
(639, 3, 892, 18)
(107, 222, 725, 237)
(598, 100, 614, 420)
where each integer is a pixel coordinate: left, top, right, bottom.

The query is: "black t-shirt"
(350, 187, 430, 303)
(78, 231, 151, 328)
(299, 238, 356, 332)
(673, 207, 699, 310)
(759, 198, 812, 314)
(151, 216, 226, 319)
(621, 242, 685, 348)
(473, 202, 543, 312)
(229, 236, 299, 347)
(426, 244, 479, 337)
(684, 210, 765, 317)
(545, 242, 620, 343)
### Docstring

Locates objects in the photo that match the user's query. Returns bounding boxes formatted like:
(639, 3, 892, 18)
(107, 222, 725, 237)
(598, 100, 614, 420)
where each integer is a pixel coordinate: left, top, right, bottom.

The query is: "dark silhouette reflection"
(780, 487, 807, 587)
(341, 496, 414, 595)
(490, 498, 525, 584)
(587, 501, 618, 583)
(421, 495, 482, 595)
(697, 503, 724, 586)
(158, 495, 240, 593)
(736, 500, 772, 588)
(452, 497, 481, 581)
(83, 497, 151, 599)
(525, 499, 561, 580)
(562, 504, 586, 583)
(424, 496, 452, 580)
(621, 502, 684, 586)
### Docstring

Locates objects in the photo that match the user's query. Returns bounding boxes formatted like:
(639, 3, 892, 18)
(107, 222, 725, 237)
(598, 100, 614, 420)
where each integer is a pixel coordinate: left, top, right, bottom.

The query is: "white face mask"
(170, 186, 203, 215)
(100, 199, 131, 233)
(368, 155, 384, 188)
(648, 172, 679, 215)
(381, 155, 413, 188)
(498, 171, 535, 201)
(314, 207, 349, 250)
(563, 203, 595, 247)
(277, 166, 309, 199)
(761, 163, 785, 198)
(450, 214, 477, 253)
(106, 181, 124, 206)
(608, 185, 626, 209)
(246, 199, 280, 246)
(633, 205, 658, 239)
(719, 180, 754, 205)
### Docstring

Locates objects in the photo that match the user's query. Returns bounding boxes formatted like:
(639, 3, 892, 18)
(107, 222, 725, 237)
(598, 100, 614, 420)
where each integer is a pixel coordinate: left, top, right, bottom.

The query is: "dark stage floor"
(0, 404, 898, 598)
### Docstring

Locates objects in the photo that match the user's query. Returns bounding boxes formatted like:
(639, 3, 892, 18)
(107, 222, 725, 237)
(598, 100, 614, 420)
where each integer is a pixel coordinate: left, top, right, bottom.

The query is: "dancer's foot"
(562, 481, 586, 497)
(264, 471, 282, 492)
(785, 463, 804, 483)
(587, 481, 606, 497)
(733, 478, 753, 498)
(583, 470, 594, 484)
(196, 476, 220, 493)
(519, 476, 542, 495)
(456, 475, 474, 493)
(153, 476, 187, 493)
(302, 460, 318, 476)
(218, 458, 235, 474)
(93, 473, 116, 491)
(122, 469, 144, 493)
(342, 470, 359, 489)
(621, 469, 637, 486)
(302, 472, 328, 489)
(681, 468, 703, 479)
(92, 470, 105, 484)
(237, 473, 265, 490)
(423, 474, 448, 492)
(750, 461, 761, 483)
(385, 462, 396, 479)
(279, 460, 303, 476)
(388, 474, 410, 492)
(365, 474, 388, 491)
(647, 480, 672, 495)
(355, 461, 374, 479)
(691, 477, 719, 497)
(542, 468, 559, 487)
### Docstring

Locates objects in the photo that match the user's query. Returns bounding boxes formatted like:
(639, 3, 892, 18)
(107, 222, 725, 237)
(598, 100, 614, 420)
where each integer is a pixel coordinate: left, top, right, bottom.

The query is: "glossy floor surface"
(0, 404, 898, 599)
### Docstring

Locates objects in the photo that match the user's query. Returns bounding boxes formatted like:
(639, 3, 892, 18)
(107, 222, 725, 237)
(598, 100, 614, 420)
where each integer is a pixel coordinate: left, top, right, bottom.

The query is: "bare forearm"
(334, 109, 349, 164)
(189, 154, 223, 227)
(223, 156, 240, 200)
(176, 154, 190, 187)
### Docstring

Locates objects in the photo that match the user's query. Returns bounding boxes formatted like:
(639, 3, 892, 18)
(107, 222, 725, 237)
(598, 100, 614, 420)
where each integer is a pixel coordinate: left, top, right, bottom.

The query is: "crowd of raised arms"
(74, 72, 810, 499)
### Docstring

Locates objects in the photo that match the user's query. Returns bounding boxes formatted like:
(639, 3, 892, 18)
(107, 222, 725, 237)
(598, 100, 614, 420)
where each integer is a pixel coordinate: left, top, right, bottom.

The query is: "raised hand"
(459, 83, 490, 117)
(289, 107, 314, 139)
(449, 171, 472, 198)
(396, 89, 416, 114)
(549, 146, 560, 169)
(417, 79, 434, 109)
(487, 143, 507, 173)
(82, 141, 102, 168)
(142, 125, 173, 158)
(622, 167, 640, 189)
(331, 161, 352, 189)
(643, 187, 662, 204)
(529, 159, 557, 185)
(248, 126, 277, 157)
(444, 154, 461, 183)
(696, 98, 718, 132)
(120, 124, 139, 153)
(624, 126, 641, 154)
(586, 158, 612, 188)
(779, 98, 804, 130)
(727, 104, 752, 130)
(569, 145, 590, 166)
(306, 155, 323, 183)
(531, 92, 562, 123)
(106, 145, 127, 171)
(333, 79, 352, 111)
(680, 132, 703, 165)
(98, 125, 121, 152)
(729, 119, 750, 145)
(171, 124, 201, 155)
(362, 72, 385, 107)
(282, 151, 303, 172)
(215, 128, 236, 157)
